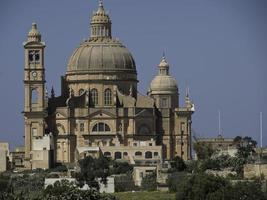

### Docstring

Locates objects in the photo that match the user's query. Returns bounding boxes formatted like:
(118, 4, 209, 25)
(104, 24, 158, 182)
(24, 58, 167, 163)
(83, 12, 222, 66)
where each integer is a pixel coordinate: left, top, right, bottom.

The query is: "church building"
(23, 1, 194, 168)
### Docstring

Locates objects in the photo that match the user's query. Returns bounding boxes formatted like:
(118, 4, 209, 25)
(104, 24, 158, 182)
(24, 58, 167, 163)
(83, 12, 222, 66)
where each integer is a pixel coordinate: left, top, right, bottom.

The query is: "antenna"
(186, 86, 190, 97)
(162, 50, 166, 58)
(218, 110, 221, 135)
(260, 112, 263, 148)
(99, 0, 103, 7)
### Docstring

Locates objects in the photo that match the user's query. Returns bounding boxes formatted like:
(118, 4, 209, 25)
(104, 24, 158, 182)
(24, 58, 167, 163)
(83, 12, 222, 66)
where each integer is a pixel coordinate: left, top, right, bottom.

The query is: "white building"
(44, 177, 115, 193)
(0, 142, 9, 172)
(31, 133, 55, 169)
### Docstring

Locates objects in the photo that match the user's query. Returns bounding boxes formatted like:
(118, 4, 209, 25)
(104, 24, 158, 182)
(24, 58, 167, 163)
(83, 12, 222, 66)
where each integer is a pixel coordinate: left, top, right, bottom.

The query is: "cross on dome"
(99, 0, 103, 7)
(158, 54, 170, 75)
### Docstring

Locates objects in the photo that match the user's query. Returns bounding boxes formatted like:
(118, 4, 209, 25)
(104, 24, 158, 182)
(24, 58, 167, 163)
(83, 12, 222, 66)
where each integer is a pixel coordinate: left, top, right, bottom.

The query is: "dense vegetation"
(176, 173, 267, 200)
(0, 156, 134, 200)
(114, 191, 175, 200)
(168, 136, 267, 199)
(1, 135, 266, 199)
(192, 136, 258, 177)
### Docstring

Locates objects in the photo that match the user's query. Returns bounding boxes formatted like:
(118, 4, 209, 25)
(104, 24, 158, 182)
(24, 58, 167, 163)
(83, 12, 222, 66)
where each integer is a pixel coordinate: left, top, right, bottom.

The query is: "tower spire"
(186, 86, 190, 98)
(27, 22, 41, 42)
(51, 86, 55, 98)
(185, 86, 191, 107)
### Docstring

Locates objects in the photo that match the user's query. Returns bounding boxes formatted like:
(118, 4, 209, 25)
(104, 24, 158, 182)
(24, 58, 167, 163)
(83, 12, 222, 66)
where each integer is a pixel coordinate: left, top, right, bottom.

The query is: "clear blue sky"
(0, 0, 266, 149)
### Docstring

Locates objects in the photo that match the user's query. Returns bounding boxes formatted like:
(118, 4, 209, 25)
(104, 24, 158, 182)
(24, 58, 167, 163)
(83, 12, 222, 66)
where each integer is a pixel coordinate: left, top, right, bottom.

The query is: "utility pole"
(259, 112, 263, 180)
(218, 110, 222, 135)
(260, 112, 263, 148)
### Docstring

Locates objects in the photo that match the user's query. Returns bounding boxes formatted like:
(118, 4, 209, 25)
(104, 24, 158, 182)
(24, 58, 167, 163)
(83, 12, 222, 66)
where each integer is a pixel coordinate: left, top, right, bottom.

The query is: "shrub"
(167, 172, 187, 192)
(141, 172, 157, 191)
(110, 161, 133, 175)
(114, 173, 138, 192)
(170, 156, 186, 172)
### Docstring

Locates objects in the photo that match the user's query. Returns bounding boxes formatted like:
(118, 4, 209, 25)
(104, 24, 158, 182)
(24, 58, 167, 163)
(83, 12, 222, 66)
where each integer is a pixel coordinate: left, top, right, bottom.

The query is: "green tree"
(0, 174, 11, 193)
(176, 173, 229, 200)
(110, 161, 133, 175)
(230, 136, 257, 177)
(206, 181, 267, 200)
(76, 156, 110, 190)
(141, 173, 157, 191)
(43, 180, 117, 200)
(234, 136, 257, 159)
(193, 142, 214, 160)
(176, 173, 267, 200)
(170, 156, 186, 172)
(114, 173, 138, 192)
(168, 172, 187, 192)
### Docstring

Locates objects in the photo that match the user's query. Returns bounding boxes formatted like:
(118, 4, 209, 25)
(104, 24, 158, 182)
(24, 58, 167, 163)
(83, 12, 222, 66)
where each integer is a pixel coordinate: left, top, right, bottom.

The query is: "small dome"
(150, 75, 178, 93)
(67, 39, 136, 73)
(149, 56, 178, 94)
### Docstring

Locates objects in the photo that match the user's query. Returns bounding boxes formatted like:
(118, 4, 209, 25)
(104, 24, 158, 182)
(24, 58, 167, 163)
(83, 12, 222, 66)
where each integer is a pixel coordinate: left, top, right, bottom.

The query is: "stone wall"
(0, 150, 7, 172)
(244, 163, 267, 179)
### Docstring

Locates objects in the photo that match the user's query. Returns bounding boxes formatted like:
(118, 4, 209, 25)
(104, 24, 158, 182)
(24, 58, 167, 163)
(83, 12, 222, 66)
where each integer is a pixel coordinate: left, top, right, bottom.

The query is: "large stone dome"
(66, 2, 136, 75)
(67, 38, 136, 73)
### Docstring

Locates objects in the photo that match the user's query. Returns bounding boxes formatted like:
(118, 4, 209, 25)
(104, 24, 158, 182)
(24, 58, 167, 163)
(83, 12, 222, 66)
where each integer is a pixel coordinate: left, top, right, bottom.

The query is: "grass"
(114, 191, 176, 200)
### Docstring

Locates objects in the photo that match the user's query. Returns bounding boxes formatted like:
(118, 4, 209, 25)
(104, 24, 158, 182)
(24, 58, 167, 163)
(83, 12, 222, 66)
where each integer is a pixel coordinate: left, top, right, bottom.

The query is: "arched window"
(104, 89, 112, 106)
(138, 124, 150, 135)
(29, 50, 40, 62)
(56, 123, 66, 135)
(80, 123, 84, 132)
(145, 151, 153, 159)
(118, 123, 122, 132)
(92, 122, 111, 133)
(123, 152, 128, 156)
(79, 89, 84, 95)
(31, 89, 38, 104)
(32, 128, 37, 137)
(104, 152, 111, 157)
(135, 151, 142, 157)
(114, 152, 122, 160)
(160, 98, 168, 108)
(91, 89, 98, 106)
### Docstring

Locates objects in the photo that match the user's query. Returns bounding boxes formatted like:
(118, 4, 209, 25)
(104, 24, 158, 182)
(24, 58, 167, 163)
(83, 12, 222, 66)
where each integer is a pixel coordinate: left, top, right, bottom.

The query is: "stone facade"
(244, 163, 267, 179)
(196, 135, 235, 152)
(133, 166, 157, 186)
(0, 142, 9, 172)
(31, 134, 55, 169)
(10, 147, 25, 170)
(0, 150, 7, 172)
(23, 2, 194, 168)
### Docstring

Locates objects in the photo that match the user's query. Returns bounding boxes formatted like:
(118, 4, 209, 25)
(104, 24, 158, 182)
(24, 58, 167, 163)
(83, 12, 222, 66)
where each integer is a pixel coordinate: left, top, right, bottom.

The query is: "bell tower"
(23, 23, 47, 165)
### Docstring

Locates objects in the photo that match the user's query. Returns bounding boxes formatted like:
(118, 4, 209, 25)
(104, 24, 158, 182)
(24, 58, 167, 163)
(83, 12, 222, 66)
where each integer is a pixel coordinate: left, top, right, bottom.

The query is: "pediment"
(135, 109, 153, 117)
(55, 111, 67, 119)
(87, 110, 116, 119)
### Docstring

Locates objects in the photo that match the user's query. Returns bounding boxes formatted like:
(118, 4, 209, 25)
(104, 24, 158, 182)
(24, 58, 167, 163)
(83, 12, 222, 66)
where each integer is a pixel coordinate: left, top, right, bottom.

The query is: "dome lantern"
(90, 0, 112, 39)
(158, 56, 169, 75)
(27, 23, 41, 42)
(149, 56, 178, 94)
